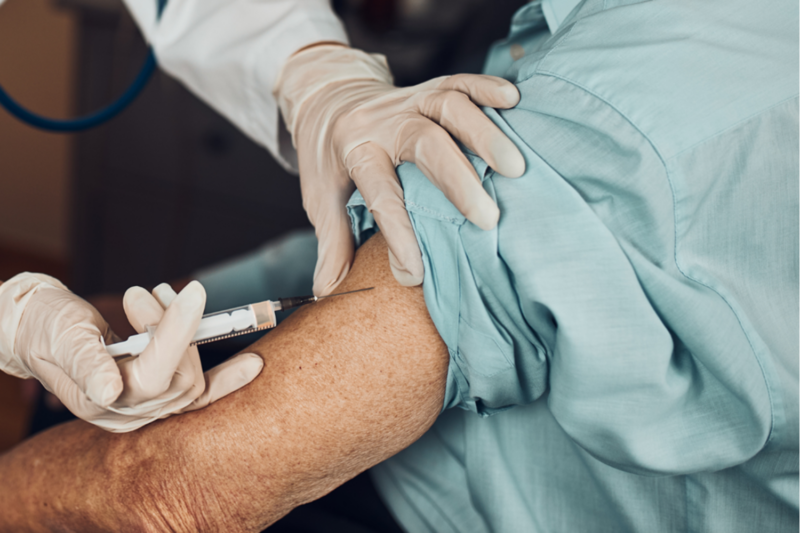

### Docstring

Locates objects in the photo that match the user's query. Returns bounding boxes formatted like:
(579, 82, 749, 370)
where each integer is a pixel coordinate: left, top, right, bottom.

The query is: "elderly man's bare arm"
(0, 232, 449, 532)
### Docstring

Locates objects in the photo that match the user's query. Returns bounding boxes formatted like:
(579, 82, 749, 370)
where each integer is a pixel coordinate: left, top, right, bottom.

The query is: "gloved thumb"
(180, 352, 264, 412)
(25, 288, 124, 408)
(65, 332, 124, 408)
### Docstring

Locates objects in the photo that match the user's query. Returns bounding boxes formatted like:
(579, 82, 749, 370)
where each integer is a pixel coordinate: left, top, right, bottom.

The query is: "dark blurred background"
(0, 0, 525, 449)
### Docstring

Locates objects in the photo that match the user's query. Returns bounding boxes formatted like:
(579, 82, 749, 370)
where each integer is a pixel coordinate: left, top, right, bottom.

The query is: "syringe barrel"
(105, 301, 279, 356)
(193, 302, 277, 344)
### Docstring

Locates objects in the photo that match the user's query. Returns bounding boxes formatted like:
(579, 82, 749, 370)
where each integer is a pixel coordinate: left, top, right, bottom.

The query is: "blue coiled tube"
(0, 0, 167, 132)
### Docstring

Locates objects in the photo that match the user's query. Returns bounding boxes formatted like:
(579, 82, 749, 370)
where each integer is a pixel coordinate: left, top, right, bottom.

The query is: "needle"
(316, 287, 375, 299)
(275, 287, 375, 311)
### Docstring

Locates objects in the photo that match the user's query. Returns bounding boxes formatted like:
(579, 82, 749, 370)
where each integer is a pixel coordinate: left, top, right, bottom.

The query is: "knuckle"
(345, 141, 380, 170)
(437, 73, 475, 93)
(140, 378, 169, 399)
(441, 91, 472, 118)
(173, 368, 196, 392)
(442, 90, 471, 105)
(419, 120, 448, 140)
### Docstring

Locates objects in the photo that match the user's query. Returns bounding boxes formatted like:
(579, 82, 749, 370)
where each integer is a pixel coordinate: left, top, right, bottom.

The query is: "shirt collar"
(514, 0, 582, 34)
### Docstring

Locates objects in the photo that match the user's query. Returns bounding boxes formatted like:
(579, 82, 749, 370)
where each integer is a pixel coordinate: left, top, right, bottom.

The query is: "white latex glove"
(275, 45, 526, 296)
(0, 273, 263, 432)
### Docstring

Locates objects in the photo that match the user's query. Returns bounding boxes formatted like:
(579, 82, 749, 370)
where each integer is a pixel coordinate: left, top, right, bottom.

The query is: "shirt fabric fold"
(346, 0, 798, 530)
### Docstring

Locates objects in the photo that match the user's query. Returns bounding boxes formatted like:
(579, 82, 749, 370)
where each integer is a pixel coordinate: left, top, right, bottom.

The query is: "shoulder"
(513, 0, 798, 160)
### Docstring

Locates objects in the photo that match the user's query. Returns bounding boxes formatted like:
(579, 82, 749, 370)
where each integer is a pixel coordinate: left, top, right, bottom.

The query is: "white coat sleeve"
(122, 0, 348, 172)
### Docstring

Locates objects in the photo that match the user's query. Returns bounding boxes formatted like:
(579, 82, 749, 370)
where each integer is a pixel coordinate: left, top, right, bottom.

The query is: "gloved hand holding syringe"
(0, 272, 373, 433)
(105, 287, 374, 357)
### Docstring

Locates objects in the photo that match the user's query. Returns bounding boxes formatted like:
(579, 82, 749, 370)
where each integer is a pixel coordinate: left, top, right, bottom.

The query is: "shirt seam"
(528, 8, 579, 73)
(685, 476, 691, 533)
(507, 70, 777, 453)
(405, 200, 466, 225)
(666, 94, 800, 160)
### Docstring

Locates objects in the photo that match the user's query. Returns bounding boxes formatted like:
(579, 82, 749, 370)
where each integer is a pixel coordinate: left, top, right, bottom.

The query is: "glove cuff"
(273, 45, 394, 146)
(0, 272, 68, 378)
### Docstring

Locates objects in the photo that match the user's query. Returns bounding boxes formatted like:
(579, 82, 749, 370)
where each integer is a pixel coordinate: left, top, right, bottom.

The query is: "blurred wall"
(0, 0, 77, 261)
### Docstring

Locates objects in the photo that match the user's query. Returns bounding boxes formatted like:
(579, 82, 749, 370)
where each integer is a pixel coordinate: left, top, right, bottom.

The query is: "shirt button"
(509, 44, 525, 60)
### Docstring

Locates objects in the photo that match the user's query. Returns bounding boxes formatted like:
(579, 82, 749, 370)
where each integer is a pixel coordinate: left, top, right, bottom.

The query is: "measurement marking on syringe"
(192, 325, 273, 346)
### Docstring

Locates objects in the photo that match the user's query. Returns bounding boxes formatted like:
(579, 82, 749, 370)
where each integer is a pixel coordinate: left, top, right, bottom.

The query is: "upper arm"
(124, 231, 449, 530)
(0, 232, 448, 532)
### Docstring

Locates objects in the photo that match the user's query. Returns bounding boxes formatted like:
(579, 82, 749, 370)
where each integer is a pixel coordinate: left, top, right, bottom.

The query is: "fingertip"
(88, 372, 123, 408)
(490, 136, 526, 178)
(123, 285, 155, 326)
(176, 280, 206, 312)
(313, 276, 344, 297)
(99, 378, 123, 408)
(312, 256, 351, 296)
(185, 280, 206, 295)
(189, 353, 264, 412)
(390, 264, 424, 286)
(123, 286, 149, 308)
(387, 248, 424, 287)
(152, 283, 177, 308)
(497, 83, 520, 107)
(471, 201, 500, 231)
(238, 353, 265, 378)
(122, 286, 164, 334)
(443, 74, 520, 108)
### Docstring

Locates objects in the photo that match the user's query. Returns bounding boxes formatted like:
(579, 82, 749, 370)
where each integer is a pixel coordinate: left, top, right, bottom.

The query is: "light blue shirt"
(345, 0, 798, 530)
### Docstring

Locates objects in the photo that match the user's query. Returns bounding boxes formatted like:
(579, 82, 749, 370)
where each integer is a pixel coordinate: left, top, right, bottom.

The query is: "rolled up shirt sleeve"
(347, 76, 781, 477)
(348, 153, 550, 418)
(123, 0, 348, 171)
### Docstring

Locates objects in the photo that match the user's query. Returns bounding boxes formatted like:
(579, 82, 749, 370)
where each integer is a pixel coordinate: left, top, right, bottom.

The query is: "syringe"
(104, 287, 374, 357)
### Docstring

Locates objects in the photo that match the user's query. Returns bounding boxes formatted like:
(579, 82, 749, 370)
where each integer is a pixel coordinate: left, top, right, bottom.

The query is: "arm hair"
(0, 232, 449, 532)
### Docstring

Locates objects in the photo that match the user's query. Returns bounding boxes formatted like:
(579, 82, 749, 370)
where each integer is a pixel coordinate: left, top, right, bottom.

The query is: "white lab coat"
(0, 0, 348, 170)
(123, 0, 347, 171)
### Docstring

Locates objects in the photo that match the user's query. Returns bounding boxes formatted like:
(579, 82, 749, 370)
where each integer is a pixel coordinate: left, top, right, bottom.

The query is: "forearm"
(0, 233, 448, 531)
(0, 422, 182, 531)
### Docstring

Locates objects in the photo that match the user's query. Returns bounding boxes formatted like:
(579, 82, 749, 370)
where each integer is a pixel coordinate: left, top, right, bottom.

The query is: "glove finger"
(309, 184, 357, 296)
(129, 281, 206, 398)
(177, 345, 205, 402)
(112, 346, 200, 409)
(417, 89, 525, 178)
(346, 143, 423, 286)
(435, 73, 520, 109)
(123, 286, 165, 333)
(179, 352, 264, 413)
(152, 347, 204, 410)
(31, 290, 125, 408)
(62, 330, 124, 408)
(397, 116, 500, 231)
(152, 283, 178, 309)
(153, 347, 203, 405)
